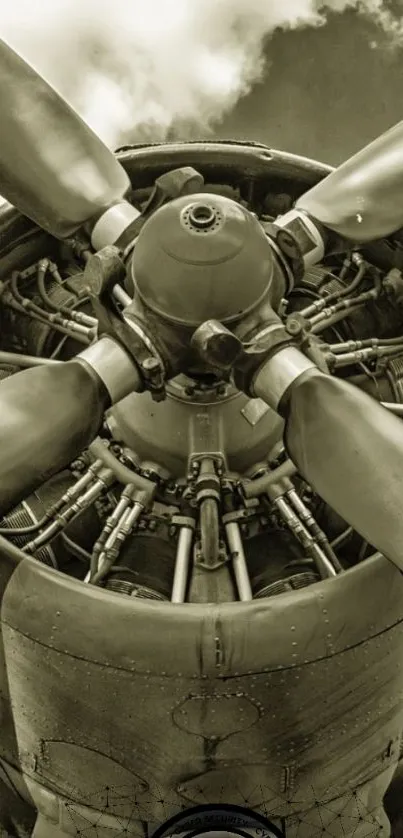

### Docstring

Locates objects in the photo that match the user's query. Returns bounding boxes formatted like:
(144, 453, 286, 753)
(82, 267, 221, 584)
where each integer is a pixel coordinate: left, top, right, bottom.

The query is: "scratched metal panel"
(3, 553, 403, 670)
(0, 546, 22, 768)
(2, 553, 403, 834)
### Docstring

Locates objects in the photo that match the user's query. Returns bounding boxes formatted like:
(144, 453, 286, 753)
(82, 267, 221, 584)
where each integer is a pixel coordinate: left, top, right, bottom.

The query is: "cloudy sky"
(0, 1, 403, 171)
(217, 7, 403, 166)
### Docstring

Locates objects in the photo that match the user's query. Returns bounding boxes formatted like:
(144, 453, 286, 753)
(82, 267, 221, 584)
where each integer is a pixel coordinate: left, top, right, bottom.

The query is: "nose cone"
(131, 193, 274, 327)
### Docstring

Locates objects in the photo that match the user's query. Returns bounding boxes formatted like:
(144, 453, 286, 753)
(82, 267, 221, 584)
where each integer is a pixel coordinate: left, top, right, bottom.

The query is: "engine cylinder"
(103, 527, 177, 601)
(245, 529, 320, 598)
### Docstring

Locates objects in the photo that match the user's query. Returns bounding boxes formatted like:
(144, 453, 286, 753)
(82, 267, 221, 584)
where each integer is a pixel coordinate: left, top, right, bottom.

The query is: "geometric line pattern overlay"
(64, 781, 388, 837)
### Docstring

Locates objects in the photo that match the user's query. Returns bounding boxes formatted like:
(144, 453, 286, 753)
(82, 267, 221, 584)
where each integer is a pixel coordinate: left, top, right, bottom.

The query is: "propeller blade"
(295, 120, 403, 243)
(0, 339, 141, 516)
(254, 358, 403, 572)
(0, 39, 132, 239)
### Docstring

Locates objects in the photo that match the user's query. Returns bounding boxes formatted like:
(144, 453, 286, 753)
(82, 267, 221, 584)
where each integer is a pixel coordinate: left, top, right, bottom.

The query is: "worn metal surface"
(1, 552, 403, 836)
(1, 141, 403, 838)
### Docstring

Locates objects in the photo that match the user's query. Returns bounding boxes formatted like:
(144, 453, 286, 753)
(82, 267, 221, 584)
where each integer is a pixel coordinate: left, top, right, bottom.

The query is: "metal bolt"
(141, 356, 160, 372)
(286, 318, 303, 336)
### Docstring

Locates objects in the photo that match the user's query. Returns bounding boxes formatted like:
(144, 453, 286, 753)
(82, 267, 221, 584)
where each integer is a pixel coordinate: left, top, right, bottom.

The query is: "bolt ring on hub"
(188, 202, 217, 229)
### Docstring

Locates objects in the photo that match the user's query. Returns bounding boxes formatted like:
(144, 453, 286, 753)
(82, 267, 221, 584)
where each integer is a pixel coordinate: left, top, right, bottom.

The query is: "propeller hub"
(131, 193, 279, 328)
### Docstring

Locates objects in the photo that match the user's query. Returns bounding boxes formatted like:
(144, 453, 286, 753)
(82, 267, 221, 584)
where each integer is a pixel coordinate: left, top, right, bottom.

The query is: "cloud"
(0, 0, 402, 148)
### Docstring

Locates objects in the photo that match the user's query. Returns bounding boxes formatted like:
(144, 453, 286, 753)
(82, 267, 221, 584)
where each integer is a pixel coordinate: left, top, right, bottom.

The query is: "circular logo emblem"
(152, 803, 284, 838)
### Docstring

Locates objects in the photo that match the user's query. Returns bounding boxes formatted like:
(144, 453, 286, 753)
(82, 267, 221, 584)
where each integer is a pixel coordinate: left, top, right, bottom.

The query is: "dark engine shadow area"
(0, 778, 36, 838)
(385, 761, 403, 838)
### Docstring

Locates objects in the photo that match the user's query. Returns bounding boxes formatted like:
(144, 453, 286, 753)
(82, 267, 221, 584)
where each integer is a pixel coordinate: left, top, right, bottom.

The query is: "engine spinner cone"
(131, 193, 275, 327)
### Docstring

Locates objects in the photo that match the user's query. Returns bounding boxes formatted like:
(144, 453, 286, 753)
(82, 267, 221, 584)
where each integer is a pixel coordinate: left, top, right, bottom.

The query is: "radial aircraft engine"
(2, 37, 403, 838)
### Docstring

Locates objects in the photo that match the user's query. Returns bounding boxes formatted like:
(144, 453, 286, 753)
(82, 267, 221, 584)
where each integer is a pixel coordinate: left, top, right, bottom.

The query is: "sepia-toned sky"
(1, 3, 403, 171)
(217, 9, 403, 166)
